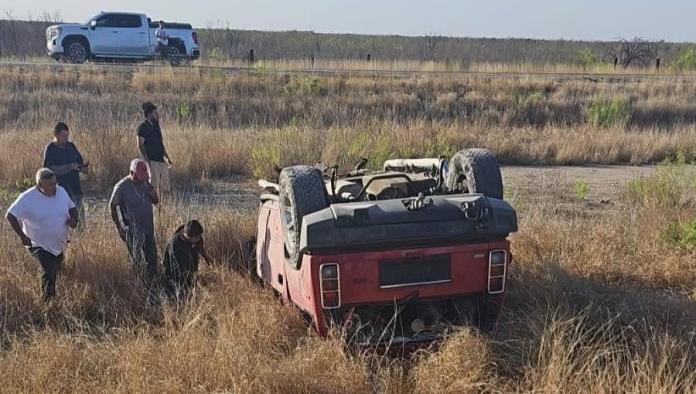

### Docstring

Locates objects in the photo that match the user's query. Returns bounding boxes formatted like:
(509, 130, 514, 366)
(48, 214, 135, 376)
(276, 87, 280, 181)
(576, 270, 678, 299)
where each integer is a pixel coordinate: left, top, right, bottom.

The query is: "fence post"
(248, 49, 255, 64)
(656, 58, 661, 72)
(366, 53, 371, 62)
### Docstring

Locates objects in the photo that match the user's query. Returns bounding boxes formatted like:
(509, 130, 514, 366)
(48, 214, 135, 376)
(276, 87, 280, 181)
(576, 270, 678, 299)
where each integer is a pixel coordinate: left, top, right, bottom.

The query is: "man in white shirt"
(155, 21, 169, 57)
(6, 168, 78, 301)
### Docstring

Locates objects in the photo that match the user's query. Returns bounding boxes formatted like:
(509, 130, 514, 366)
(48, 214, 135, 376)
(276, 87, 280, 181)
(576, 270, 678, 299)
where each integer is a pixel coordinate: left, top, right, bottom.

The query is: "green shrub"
(574, 179, 589, 200)
(625, 164, 686, 208)
(282, 76, 327, 96)
(177, 104, 192, 119)
(675, 48, 696, 71)
(0, 187, 19, 205)
(577, 48, 600, 68)
(207, 47, 226, 62)
(662, 218, 696, 251)
(586, 98, 631, 128)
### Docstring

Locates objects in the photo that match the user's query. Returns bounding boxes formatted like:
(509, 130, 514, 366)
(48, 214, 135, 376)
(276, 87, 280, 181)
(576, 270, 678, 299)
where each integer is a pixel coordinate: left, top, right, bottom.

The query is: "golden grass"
(3, 65, 696, 192)
(1, 65, 695, 392)
(0, 167, 694, 392)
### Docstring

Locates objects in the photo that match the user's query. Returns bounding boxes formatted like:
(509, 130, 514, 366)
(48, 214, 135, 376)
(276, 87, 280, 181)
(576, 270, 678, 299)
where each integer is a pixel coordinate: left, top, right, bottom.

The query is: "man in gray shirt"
(109, 159, 159, 287)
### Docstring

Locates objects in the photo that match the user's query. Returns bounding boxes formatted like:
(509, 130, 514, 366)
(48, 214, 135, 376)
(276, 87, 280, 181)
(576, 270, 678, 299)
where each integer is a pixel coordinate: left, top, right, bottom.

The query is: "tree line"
(1, 18, 694, 68)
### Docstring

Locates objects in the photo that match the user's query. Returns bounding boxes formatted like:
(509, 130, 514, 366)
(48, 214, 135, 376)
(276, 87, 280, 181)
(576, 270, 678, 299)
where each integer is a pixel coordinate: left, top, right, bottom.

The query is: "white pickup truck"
(46, 12, 200, 64)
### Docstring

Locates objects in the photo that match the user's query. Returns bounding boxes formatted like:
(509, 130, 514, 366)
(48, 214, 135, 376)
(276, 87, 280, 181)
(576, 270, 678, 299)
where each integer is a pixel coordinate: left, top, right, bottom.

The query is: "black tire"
(445, 148, 503, 199)
(63, 39, 89, 64)
(279, 166, 329, 269)
(167, 45, 182, 66)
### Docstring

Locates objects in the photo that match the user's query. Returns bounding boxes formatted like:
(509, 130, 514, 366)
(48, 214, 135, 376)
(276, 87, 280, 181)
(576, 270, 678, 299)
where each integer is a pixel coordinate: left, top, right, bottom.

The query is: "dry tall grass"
(1, 66, 695, 393)
(3, 66, 696, 191)
(1, 173, 695, 392)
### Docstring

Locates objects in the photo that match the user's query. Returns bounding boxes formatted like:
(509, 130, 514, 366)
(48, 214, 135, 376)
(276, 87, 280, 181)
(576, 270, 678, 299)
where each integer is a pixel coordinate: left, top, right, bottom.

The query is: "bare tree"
(38, 10, 63, 24)
(607, 37, 658, 68)
(422, 34, 445, 60)
(203, 19, 237, 59)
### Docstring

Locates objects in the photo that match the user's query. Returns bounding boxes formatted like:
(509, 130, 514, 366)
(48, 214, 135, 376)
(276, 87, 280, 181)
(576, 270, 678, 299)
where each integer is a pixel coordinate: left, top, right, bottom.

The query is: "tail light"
(320, 263, 341, 309)
(192, 31, 199, 45)
(488, 250, 507, 294)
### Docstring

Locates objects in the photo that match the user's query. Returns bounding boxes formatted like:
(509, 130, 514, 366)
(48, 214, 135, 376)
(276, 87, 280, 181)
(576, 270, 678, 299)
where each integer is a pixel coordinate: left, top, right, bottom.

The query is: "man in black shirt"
(162, 220, 211, 300)
(137, 102, 173, 195)
(43, 122, 89, 230)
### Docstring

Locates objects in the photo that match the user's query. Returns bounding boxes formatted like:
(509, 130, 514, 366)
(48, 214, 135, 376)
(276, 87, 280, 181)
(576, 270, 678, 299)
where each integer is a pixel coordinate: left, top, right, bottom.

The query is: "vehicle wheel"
(167, 46, 181, 66)
(64, 40, 89, 64)
(445, 148, 503, 199)
(279, 166, 329, 269)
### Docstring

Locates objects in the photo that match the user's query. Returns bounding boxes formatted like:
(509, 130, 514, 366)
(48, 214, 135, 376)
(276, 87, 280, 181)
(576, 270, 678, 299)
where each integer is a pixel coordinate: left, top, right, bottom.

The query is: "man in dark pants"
(109, 159, 159, 289)
(43, 122, 89, 230)
(163, 220, 211, 300)
(5, 168, 78, 301)
(137, 102, 173, 196)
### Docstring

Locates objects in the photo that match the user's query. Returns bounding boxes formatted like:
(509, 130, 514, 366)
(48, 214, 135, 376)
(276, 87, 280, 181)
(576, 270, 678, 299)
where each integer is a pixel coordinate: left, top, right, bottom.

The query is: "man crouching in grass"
(5, 168, 78, 301)
(163, 220, 211, 301)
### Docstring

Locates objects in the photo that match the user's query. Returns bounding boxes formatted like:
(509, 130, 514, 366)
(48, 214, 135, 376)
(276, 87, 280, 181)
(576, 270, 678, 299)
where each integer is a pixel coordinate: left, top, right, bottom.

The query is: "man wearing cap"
(137, 102, 173, 195)
(109, 159, 160, 286)
(5, 168, 79, 301)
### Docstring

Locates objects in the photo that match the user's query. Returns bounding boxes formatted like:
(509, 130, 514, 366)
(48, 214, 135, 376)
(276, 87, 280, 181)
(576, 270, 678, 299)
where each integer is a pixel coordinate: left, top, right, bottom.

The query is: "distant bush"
(576, 48, 600, 68)
(586, 98, 631, 127)
(282, 76, 327, 96)
(625, 164, 686, 208)
(675, 48, 696, 70)
(574, 179, 589, 200)
(207, 47, 226, 62)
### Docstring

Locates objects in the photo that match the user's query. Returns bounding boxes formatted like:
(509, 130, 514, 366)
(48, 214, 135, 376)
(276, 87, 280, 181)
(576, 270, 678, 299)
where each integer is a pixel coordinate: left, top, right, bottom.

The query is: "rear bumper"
(304, 240, 510, 340)
(324, 293, 506, 345)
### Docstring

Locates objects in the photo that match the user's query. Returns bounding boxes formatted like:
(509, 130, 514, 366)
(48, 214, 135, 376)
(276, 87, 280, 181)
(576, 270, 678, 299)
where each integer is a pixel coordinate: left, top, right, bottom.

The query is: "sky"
(2, 0, 696, 42)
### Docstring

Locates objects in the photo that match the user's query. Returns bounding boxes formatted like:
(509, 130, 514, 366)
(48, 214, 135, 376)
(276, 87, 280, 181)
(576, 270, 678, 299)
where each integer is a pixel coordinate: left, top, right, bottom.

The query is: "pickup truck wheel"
(279, 166, 330, 269)
(445, 148, 503, 199)
(167, 46, 182, 66)
(64, 40, 89, 64)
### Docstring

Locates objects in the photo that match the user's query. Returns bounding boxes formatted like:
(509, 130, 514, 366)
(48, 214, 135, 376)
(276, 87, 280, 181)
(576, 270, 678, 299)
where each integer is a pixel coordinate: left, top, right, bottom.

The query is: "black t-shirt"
(163, 226, 201, 281)
(137, 120, 165, 162)
(42, 142, 84, 197)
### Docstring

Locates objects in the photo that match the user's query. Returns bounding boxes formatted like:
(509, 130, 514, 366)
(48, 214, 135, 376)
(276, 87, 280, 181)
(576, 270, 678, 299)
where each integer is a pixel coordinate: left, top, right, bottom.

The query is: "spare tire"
(279, 166, 329, 269)
(445, 148, 504, 199)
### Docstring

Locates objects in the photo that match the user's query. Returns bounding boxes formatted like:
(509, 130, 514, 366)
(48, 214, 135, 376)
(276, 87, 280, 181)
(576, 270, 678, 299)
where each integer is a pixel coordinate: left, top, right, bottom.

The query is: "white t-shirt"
(155, 27, 168, 46)
(6, 186, 75, 256)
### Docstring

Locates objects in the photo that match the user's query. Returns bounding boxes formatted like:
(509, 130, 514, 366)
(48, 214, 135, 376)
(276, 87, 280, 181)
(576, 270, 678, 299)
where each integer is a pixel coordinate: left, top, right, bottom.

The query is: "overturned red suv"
(254, 149, 517, 345)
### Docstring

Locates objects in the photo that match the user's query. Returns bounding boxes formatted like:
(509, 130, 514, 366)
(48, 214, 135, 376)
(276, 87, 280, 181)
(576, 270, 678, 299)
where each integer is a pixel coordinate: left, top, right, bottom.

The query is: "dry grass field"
(0, 65, 695, 393)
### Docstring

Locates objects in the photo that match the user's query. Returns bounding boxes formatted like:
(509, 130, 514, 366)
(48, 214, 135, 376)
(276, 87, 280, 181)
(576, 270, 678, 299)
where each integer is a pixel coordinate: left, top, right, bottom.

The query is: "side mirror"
(90, 20, 97, 29)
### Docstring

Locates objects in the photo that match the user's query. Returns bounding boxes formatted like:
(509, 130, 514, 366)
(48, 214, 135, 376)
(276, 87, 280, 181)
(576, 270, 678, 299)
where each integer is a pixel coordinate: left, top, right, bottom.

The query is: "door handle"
(112, 31, 118, 33)
(139, 32, 146, 35)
